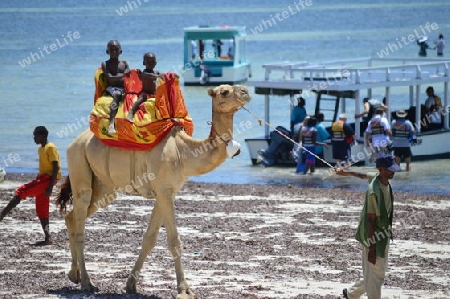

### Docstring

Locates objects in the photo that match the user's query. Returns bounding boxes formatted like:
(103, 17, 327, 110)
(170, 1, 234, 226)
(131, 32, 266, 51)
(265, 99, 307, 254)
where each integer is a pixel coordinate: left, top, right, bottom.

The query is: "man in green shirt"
(336, 154, 400, 299)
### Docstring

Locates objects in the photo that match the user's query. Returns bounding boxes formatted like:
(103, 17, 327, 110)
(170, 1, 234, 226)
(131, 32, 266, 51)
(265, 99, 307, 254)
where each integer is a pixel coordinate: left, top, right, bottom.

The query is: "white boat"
(182, 25, 251, 86)
(245, 57, 450, 166)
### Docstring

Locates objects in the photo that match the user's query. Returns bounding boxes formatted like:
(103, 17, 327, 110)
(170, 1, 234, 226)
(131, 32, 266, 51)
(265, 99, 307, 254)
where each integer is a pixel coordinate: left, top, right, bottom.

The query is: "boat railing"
(258, 60, 450, 88)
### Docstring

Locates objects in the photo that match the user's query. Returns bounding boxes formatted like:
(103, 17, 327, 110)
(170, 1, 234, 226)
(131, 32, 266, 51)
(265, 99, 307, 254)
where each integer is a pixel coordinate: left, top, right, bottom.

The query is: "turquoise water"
(0, 0, 449, 194)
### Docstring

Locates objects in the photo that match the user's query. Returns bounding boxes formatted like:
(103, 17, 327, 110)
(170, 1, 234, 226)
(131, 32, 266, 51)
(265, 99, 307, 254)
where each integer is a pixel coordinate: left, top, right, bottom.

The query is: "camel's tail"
(55, 175, 73, 214)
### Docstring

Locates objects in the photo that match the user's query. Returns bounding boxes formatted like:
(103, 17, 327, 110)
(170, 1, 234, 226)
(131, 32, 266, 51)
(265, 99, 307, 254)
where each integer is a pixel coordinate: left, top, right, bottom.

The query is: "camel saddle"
(90, 69, 194, 150)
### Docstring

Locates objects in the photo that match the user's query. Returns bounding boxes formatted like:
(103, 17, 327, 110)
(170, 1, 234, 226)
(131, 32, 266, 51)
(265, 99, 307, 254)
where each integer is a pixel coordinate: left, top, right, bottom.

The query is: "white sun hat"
(418, 35, 428, 43)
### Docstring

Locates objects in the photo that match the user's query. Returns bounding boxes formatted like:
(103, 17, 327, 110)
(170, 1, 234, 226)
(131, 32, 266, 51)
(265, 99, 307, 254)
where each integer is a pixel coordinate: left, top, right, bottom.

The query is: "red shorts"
(15, 174, 57, 219)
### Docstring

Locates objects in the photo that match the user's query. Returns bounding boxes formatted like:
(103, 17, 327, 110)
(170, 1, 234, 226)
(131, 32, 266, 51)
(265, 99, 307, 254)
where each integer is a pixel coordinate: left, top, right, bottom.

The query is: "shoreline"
(2, 172, 449, 201)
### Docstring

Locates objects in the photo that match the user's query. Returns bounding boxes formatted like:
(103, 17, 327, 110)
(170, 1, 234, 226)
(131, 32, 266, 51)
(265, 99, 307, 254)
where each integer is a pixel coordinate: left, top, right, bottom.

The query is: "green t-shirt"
(355, 173, 393, 258)
(367, 183, 392, 216)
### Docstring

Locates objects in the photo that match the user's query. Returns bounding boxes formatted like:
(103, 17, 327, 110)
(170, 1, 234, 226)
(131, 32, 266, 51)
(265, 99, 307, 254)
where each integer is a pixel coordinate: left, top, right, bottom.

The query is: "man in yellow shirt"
(0, 126, 61, 245)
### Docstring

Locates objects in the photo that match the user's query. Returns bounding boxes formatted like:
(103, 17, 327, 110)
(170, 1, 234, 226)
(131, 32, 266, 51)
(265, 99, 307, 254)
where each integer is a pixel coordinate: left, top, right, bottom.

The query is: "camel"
(56, 84, 251, 299)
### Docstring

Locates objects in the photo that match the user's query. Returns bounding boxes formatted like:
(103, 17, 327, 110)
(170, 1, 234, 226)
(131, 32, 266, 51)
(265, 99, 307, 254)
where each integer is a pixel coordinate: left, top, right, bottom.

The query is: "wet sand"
(0, 173, 449, 299)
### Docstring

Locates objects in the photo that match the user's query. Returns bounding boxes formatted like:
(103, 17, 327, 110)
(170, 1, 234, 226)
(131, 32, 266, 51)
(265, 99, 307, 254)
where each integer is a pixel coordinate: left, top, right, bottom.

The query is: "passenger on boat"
(314, 113, 330, 161)
(355, 98, 389, 122)
(331, 113, 355, 167)
(225, 39, 234, 58)
(126, 52, 163, 122)
(290, 97, 307, 133)
(391, 110, 415, 171)
(199, 64, 210, 85)
(423, 86, 443, 130)
(102, 40, 131, 134)
(355, 97, 389, 133)
(199, 40, 205, 60)
(416, 35, 434, 57)
(293, 116, 310, 170)
(300, 117, 328, 175)
(365, 107, 392, 159)
(215, 39, 223, 57)
(191, 40, 197, 60)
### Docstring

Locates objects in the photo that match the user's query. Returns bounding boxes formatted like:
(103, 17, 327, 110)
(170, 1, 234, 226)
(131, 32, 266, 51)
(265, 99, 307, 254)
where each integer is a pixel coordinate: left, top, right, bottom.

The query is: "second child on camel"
(127, 52, 163, 122)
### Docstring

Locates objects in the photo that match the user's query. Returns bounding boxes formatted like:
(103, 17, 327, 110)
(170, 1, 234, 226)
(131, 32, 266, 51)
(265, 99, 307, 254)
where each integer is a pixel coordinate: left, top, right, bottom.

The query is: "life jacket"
(368, 99, 382, 119)
(369, 117, 385, 135)
(433, 95, 442, 107)
(331, 121, 345, 141)
(301, 126, 315, 146)
(392, 119, 410, 140)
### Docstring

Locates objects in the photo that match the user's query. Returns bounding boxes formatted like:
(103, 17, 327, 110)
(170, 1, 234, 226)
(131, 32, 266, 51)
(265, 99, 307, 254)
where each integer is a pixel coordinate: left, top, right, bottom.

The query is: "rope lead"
(239, 105, 335, 169)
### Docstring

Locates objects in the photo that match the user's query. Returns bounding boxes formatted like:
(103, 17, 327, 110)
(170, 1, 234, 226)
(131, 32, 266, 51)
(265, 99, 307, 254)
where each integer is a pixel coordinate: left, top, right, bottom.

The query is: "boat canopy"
(184, 25, 246, 40)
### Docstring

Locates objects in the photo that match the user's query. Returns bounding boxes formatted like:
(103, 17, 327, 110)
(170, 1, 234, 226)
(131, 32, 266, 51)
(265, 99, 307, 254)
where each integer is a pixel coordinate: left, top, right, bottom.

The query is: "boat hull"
(246, 130, 450, 166)
(410, 130, 450, 160)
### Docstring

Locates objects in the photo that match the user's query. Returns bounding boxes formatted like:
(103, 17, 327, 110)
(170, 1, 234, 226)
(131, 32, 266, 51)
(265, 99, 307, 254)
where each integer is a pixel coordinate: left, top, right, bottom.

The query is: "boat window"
(189, 39, 235, 62)
(216, 39, 234, 60)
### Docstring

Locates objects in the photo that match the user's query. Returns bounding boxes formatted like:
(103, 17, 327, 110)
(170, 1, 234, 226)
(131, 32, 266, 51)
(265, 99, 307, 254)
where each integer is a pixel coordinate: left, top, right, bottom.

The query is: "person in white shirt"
(365, 108, 392, 159)
(391, 110, 415, 171)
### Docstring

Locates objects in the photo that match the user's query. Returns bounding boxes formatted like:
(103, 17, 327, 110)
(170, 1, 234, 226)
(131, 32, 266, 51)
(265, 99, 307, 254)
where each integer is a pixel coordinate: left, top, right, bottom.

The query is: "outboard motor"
(199, 64, 210, 85)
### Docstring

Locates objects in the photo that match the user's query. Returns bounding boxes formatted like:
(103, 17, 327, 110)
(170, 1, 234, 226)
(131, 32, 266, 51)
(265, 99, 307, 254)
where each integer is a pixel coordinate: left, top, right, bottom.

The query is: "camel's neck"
(210, 111, 235, 144)
(183, 110, 235, 177)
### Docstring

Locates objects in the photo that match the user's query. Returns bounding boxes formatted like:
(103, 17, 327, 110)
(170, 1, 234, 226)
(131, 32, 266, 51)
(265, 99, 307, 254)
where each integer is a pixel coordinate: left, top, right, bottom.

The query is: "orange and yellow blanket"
(90, 69, 194, 150)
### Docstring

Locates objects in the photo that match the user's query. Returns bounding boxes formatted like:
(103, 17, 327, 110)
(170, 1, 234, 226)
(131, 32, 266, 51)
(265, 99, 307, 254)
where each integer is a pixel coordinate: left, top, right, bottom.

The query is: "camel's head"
(207, 84, 251, 113)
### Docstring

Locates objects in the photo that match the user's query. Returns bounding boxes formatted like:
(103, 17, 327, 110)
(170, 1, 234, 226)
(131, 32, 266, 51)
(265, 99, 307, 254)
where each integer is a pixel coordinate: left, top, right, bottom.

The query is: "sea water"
(0, 0, 449, 195)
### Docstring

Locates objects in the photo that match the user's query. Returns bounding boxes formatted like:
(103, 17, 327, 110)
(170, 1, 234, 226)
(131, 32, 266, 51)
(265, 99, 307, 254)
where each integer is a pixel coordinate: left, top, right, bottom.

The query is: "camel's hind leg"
(65, 177, 116, 287)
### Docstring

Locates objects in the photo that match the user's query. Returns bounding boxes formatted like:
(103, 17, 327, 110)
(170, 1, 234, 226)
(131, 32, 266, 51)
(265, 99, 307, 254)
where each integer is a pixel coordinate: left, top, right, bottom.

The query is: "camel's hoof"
(81, 281, 99, 293)
(68, 269, 80, 284)
(177, 291, 196, 299)
(121, 284, 140, 294)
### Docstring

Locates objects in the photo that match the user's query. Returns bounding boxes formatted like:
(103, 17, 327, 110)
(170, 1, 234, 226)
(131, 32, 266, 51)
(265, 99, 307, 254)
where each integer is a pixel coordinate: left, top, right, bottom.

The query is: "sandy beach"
(0, 173, 449, 299)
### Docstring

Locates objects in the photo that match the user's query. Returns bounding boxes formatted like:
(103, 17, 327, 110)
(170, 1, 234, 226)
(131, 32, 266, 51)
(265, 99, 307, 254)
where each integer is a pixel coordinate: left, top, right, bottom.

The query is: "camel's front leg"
(72, 188, 98, 292)
(65, 211, 80, 284)
(160, 195, 196, 299)
(123, 202, 164, 294)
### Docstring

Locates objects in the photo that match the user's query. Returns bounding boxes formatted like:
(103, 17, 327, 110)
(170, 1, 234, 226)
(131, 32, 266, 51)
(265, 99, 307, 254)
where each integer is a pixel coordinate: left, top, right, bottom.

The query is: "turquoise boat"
(182, 25, 251, 85)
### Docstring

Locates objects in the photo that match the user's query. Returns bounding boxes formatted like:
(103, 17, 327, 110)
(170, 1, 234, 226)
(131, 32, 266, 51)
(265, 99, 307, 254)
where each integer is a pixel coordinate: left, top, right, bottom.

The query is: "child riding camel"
(127, 52, 163, 122)
(102, 40, 130, 134)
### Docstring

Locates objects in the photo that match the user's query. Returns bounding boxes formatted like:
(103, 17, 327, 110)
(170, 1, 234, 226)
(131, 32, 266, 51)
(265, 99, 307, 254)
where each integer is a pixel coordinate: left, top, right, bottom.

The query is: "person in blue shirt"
(290, 97, 307, 133)
(314, 113, 330, 158)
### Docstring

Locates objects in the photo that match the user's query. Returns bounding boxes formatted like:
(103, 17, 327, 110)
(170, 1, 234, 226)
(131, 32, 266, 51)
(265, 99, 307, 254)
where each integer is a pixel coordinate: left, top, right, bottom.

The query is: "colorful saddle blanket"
(90, 69, 194, 150)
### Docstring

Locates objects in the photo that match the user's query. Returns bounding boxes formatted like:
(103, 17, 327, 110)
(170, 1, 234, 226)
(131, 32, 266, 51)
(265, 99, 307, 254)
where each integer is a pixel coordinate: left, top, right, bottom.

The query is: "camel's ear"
(207, 88, 215, 97)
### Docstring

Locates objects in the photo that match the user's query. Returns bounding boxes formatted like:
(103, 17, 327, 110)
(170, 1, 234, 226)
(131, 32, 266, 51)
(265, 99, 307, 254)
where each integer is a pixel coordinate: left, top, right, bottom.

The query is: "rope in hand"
(321, 159, 360, 180)
(237, 105, 335, 169)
